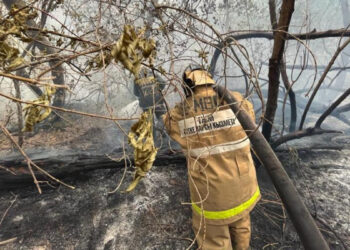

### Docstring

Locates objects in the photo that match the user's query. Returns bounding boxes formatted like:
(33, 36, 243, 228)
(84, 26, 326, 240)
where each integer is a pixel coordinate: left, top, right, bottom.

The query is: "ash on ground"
(0, 131, 349, 249)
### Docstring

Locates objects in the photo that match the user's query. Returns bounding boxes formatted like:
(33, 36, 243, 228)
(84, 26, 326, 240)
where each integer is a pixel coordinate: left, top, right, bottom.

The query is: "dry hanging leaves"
(111, 25, 156, 77)
(22, 86, 56, 132)
(0, 5, 56, 132)
(85, 25, 156, 76)
(0, 5, 37, 71)
(126, 109, 158, 192)
(0, 42, 24, 71)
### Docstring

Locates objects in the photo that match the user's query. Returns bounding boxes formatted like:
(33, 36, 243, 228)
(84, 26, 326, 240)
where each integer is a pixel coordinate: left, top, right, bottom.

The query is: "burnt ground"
(0, 131, 349, 249)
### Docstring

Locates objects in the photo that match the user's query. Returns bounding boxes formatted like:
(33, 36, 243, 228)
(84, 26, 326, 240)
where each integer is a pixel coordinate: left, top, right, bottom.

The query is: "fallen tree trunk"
(215, 85, 330, 250)
(0, 150, 185, 190)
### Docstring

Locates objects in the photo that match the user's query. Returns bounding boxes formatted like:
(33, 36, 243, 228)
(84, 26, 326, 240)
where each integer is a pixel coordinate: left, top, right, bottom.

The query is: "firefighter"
(162, 66, 260, 250)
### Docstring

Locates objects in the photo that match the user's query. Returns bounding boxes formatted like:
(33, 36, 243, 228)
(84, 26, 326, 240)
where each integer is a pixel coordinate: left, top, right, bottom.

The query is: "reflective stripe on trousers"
(192, 187, 260, 220)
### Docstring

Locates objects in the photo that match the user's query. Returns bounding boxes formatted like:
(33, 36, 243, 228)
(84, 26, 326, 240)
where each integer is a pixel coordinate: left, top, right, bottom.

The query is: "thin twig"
(315, 217, 348, 250)
(0, 237, 17, 246)
(0, 71, 70, 90)
(0, 165, 17, 175)
(0, 195, 17, 227)
(0, 124, 42, 193)
(0, 124, 75, 193)
(107, 141, 130, 194)
(299, 36, 350, 129)
(0, 91, 138, 121)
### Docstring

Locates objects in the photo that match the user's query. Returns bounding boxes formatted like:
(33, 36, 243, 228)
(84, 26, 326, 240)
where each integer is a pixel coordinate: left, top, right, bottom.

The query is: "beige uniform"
(163, 86, 260, 250)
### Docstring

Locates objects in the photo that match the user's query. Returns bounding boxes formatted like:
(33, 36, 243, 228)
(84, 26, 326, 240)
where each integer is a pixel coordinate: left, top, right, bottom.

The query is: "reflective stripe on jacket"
(163, 86, 260, 225)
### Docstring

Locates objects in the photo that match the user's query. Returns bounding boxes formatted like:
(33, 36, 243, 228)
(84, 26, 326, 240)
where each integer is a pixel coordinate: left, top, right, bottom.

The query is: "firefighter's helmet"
(182, 66, 215, 96)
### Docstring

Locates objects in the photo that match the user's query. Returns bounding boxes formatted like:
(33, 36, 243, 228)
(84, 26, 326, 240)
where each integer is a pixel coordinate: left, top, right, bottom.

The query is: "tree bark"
(268, 0, 278, 30)
(269, 0, 297, 132)
(262, 0, 296, 141)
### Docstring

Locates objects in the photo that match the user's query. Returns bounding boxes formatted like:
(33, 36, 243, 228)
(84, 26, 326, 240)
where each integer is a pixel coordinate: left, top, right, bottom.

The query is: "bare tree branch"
(262, 0, 296, 141)
(315, 88, 350, 128)
(333, 103, 350, 114)
(299, 36, 350, 129)
(0, 91, 138, 121)
(268, 0, 278, 30)
(211, 28, 350, 73)
(280, 59, 297, 132)
(272, 127, 341, 148)
(272, 88, 350, 148)
(269, 0, 297, 133)
(261, 61, 350, 71)
(224, 28, 350, 41)
(0, 71, 69, 89)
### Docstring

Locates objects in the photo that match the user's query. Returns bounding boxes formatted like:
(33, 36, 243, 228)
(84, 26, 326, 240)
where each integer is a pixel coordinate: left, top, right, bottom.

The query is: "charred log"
(0, 150, 185, 190)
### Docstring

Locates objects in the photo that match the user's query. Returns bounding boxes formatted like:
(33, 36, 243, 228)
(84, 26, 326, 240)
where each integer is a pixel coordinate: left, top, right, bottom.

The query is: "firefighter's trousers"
(192, 214, 251, 250)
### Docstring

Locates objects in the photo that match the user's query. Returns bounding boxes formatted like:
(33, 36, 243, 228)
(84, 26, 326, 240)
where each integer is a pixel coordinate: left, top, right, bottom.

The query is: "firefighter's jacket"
(163, 86, 260, 225)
